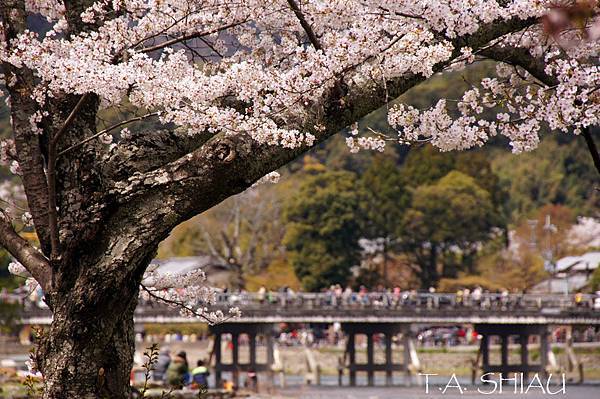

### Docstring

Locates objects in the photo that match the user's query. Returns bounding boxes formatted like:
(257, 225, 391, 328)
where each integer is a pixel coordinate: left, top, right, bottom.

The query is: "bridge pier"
(342, 323, 412, 387)
(475, 324, 549, 382)
(209, 323, 276, 389)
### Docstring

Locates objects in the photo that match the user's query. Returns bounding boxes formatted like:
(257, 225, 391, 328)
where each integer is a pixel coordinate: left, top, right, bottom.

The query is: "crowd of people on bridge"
(3, 282, 600, 311)
(228, 284, 600, 311)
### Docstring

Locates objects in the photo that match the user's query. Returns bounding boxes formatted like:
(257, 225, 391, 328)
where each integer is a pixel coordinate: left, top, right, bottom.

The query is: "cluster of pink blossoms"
(1, 1, 561, 156)
(141, 266, 241, 323)
(1, 0, 599, 315)
(388, 12, 600, 153)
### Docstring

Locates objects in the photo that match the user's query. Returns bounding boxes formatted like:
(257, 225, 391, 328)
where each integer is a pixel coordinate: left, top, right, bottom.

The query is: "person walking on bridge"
(258, 286, 266, 304)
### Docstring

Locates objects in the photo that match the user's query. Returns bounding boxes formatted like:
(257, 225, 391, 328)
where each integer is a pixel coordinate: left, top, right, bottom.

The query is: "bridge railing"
(7, 292, 598, 319)
(208, 292, 596, 312)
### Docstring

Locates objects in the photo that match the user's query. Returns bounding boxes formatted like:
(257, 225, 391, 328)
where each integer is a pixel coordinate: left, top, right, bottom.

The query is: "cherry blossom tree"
(0, 0, 599, 397)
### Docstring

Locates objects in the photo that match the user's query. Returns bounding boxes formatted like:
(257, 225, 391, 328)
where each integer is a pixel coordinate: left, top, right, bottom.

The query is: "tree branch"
(51, 94, 92, 149)
(1, 0, 52, 255)
(482, 46, 600, 176)
(138, 21, 246, 54)
(286, 0, 323, 51)
(113, 14, 538, 208)
(102, 129, 216, 181)
(140, 284, 235, 325)
(0, 213, 51, 291)
(58, 111, 159, 157)
(582, 127, 600, 176)
(480, 46, 557, 85)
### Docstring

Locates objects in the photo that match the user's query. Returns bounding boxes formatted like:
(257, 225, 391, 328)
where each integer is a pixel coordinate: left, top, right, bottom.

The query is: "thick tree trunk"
(40, 268, 142, 399)
(39, 295, 137, 399)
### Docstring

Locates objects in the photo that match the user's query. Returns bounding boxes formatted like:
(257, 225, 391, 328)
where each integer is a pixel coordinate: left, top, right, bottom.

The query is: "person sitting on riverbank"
(166, 351, 189, 388)
(152, 348, 171, 382)
(244, 369, 258, 392)
(223, 379, 235, 392)
(191, 359, 210, 390)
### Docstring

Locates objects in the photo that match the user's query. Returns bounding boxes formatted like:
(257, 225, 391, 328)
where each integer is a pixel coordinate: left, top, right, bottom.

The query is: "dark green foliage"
(404, 171, 495, 247)
(283, 146, 506, 289)
(360, 155, 406, 241)
(284, 170, 363, 291)
(400, 146, 457, 188)
(400, 146, 508, 231)
(493, 136, 599, 221)
(400, 171, 497, 287)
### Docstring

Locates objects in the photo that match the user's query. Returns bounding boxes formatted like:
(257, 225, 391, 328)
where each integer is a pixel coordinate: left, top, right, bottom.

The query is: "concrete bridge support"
(475, 324, 550, 381)
(209, 323, 276, 389)
(342, 323, 415, 387)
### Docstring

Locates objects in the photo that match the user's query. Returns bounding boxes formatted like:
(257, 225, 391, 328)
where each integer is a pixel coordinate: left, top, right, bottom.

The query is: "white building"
(532, 252, 600, 294)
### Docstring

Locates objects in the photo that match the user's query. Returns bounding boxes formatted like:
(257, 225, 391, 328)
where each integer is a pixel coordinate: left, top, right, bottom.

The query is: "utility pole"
(542, 215, 569, 294)
(528, 216, 558, 293)
(527, 219, 538, 249)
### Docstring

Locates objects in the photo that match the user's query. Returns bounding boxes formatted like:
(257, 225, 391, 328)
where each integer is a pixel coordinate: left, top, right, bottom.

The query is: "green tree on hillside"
(284, 169, 363, 291)
(400, 171, 497, 288)
(493, 137, 599, 220)
(359, 155, 407, 285)
(303, 146, 509, 289)
(467, 234, 547, 293)
(400, 146, 456, 188)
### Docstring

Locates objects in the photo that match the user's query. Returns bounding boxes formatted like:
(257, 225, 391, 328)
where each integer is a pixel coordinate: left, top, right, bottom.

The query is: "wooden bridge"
(14, 292, 600, 387)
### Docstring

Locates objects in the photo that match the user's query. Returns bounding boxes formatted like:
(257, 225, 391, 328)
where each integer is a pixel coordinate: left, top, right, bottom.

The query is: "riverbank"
(3, 340, 600, 386)
(256, 384, 600, 399)
(125, 340, 600, 380)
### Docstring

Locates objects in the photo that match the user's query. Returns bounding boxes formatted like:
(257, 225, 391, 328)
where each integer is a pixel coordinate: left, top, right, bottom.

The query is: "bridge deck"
(16, 292, 600, 325)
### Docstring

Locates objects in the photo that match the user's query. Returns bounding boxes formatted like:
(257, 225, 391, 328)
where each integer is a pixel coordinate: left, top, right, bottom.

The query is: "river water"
(268, 385, 600, 398)
(240, 374, 600, 399)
